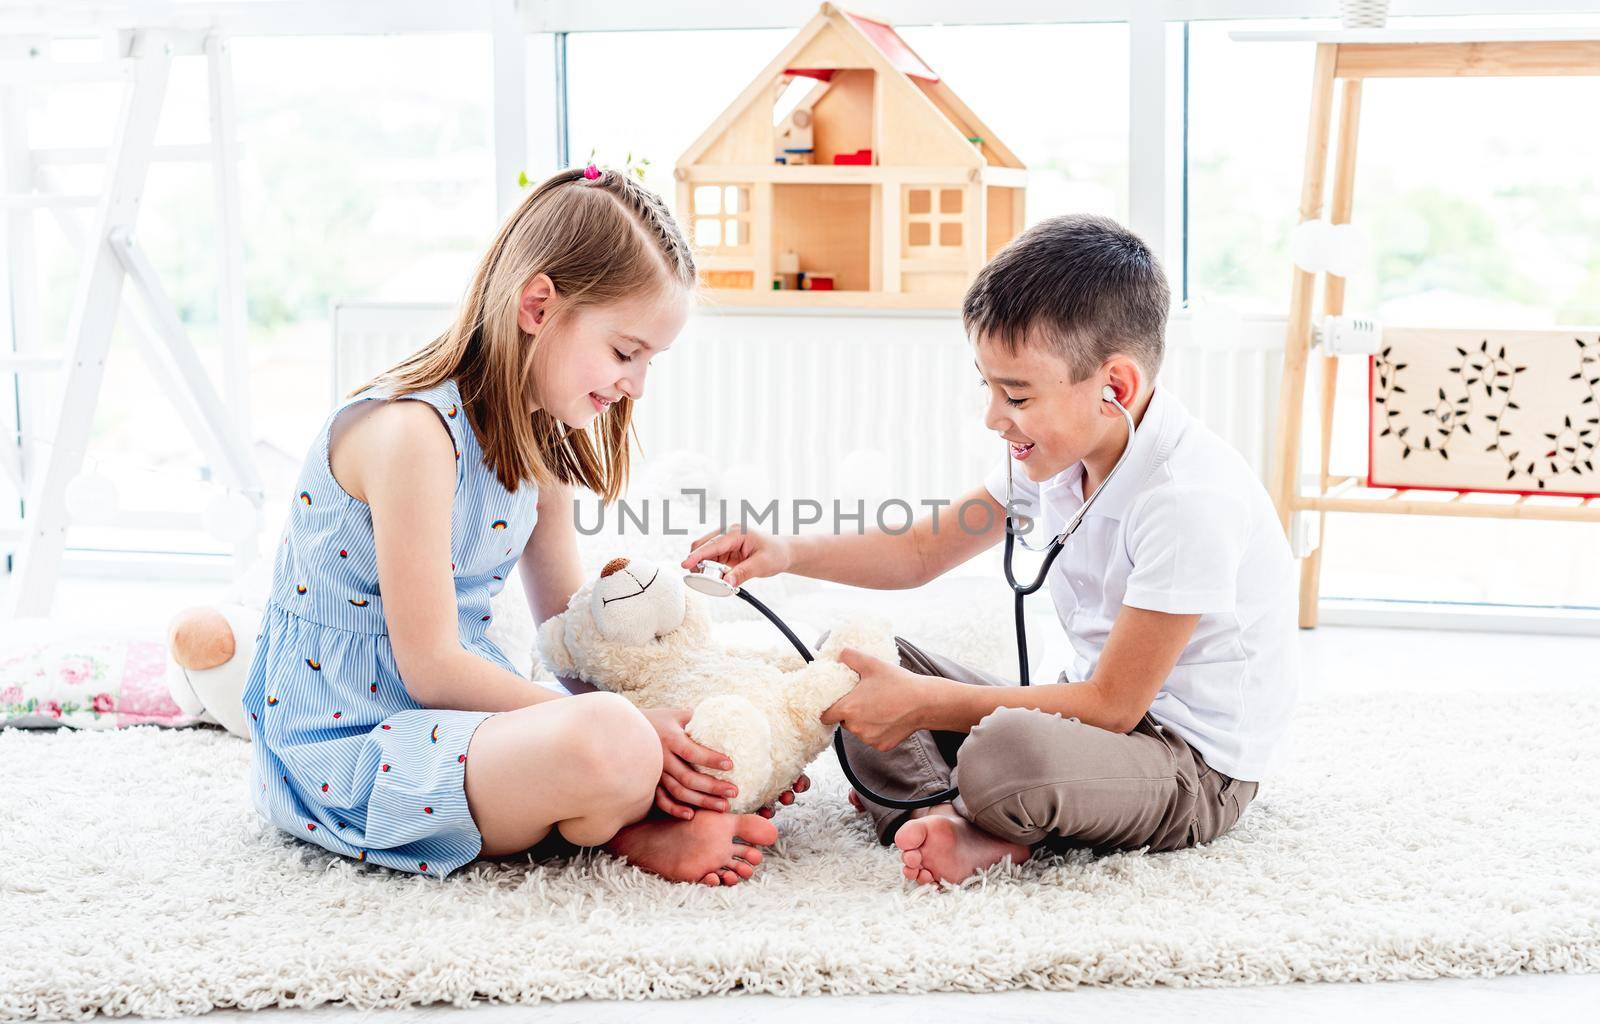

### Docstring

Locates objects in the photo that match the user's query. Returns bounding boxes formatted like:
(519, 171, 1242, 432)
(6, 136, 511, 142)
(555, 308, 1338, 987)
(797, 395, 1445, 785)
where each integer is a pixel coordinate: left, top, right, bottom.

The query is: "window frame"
(523, 1, 1593, 302)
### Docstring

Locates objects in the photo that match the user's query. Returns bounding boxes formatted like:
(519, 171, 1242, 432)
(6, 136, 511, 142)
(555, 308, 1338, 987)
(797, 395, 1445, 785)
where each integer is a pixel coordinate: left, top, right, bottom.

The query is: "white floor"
(10, 572, 1600, 1021)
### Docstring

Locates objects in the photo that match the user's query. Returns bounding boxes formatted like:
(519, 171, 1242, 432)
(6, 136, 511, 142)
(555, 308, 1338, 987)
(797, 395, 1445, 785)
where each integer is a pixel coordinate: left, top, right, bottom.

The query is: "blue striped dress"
(242, 377, 540, 876)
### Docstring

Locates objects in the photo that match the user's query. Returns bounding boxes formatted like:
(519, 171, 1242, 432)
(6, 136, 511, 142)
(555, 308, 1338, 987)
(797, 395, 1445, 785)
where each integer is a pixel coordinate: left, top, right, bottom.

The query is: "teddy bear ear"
(536, 614, 577, 676)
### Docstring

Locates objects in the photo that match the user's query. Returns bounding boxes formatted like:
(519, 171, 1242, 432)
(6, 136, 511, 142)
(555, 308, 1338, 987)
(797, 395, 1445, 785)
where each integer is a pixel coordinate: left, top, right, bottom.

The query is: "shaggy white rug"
(3, 621, 1600, 1019)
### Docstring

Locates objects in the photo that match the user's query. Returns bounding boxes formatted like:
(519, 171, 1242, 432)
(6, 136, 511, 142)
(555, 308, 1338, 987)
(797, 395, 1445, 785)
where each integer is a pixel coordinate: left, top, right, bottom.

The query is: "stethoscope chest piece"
(683, 559, 739, 598)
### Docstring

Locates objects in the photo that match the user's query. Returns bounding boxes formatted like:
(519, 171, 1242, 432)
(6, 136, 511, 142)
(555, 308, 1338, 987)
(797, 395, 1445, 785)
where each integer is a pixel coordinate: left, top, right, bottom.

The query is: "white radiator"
(330, 301, 455, 406)
(331, 301, 1287, 512)
(1160, 314, 1287, 483)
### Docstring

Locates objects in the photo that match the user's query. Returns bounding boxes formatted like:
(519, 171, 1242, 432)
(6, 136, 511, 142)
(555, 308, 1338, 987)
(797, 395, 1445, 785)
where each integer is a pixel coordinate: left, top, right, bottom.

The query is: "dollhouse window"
(905, 187, 964, 250)
(692, 184, 751, 252)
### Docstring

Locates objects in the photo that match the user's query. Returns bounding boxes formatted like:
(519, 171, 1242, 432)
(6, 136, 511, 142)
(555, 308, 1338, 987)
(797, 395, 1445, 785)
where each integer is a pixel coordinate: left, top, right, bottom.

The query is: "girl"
(242, 166, 780, 886)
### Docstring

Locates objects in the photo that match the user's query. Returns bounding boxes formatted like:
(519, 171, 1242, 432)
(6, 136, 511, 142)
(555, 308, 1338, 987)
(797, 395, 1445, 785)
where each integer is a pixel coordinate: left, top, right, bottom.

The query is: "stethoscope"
(684, 384, 1137, 811)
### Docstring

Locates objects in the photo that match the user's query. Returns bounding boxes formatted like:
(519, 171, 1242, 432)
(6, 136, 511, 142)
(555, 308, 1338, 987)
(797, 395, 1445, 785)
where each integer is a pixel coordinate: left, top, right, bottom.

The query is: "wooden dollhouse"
(674, 3, 1026, 308)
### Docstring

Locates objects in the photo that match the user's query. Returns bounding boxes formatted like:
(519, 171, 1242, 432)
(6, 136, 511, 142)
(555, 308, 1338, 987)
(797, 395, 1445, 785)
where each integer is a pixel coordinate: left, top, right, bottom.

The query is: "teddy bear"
(537, 555, 897, 815)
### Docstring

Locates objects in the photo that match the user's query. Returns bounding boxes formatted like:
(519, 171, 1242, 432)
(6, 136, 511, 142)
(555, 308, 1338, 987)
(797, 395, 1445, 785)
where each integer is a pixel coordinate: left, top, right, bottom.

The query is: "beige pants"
(839, 636, 1259, 854)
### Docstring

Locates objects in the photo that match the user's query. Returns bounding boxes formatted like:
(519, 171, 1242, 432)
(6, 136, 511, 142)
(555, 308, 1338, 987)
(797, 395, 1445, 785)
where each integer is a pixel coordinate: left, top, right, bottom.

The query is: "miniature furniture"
(676, 3, 1026, 308)
(1238, 29, 1600, 628)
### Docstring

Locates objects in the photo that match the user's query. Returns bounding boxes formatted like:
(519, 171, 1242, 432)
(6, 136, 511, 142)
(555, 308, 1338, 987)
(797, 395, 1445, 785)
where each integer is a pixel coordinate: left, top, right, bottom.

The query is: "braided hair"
(580, 168, 697, 290)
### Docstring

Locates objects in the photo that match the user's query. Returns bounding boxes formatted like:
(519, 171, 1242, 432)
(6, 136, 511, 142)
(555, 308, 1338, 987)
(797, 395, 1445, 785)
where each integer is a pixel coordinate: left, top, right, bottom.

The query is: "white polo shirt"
(983, 386, 1298, 781)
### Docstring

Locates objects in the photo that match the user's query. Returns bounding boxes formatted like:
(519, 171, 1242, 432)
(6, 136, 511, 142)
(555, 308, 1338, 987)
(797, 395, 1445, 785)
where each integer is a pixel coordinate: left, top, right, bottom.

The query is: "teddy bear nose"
(600, 556, 631, 578)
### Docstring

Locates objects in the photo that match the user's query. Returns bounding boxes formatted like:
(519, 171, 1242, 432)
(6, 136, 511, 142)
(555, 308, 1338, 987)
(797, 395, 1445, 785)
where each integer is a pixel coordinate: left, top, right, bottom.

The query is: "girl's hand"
(682, 526, 793, 588)
(641, 707, 738, 819)
(757, 773, 810, 819)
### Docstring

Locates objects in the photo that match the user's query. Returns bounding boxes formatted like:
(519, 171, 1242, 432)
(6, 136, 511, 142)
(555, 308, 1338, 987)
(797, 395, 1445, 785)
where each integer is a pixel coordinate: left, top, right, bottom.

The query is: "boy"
(682, 214, 1298, 885)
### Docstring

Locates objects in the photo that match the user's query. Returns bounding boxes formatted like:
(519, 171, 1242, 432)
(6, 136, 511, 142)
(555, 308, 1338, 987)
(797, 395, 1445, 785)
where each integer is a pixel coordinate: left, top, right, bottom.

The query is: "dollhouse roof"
(677, 3, 1023, 171)
(814, 11, 937, 82)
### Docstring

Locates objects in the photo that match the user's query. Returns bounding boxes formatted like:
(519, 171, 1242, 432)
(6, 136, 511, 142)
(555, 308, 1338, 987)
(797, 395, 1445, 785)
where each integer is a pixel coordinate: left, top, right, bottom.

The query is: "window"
(692, 184, 751, 251)
(896, 22, 1129, 227)
(1187, 14, 1600, 320)
(4, 33, 497, 554)
(565, 29, 789, 224)
(567, 23, 1130, 231)
(231, 33, 495, 513)
(1185, 14, 1600, 610)
(904, 188, 963, 251)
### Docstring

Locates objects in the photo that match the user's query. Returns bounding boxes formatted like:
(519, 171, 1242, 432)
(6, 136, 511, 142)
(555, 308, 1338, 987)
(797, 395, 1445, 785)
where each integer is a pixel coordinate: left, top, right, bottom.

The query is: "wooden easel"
(1, 27, 261, 617)
(1240, 29, 1600, 628)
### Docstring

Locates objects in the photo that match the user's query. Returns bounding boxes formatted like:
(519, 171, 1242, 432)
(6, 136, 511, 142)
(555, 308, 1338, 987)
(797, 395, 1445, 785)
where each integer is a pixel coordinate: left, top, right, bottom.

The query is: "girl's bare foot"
(893, 808, 1030, 885)
(605, 811, 778, 886)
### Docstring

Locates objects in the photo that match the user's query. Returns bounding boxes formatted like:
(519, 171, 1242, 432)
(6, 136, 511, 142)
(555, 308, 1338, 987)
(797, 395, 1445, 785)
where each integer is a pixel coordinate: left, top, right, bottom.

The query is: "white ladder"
(1, 26, 261, 617)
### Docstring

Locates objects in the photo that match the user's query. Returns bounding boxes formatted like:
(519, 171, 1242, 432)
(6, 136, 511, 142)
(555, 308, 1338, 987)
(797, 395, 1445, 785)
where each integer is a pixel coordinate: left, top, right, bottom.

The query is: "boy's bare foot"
(605, 811, 778, 886)
(893, 806, 1031, 885)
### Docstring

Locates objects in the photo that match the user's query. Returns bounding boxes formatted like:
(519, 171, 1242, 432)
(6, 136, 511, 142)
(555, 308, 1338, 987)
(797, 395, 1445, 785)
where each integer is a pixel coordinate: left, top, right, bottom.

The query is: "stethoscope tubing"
(723, 391, 1138, 813)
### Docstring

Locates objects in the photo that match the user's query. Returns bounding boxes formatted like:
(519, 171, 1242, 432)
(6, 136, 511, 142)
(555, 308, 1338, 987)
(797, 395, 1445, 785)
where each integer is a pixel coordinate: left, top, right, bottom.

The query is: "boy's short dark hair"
(962, 214, 1170, 381)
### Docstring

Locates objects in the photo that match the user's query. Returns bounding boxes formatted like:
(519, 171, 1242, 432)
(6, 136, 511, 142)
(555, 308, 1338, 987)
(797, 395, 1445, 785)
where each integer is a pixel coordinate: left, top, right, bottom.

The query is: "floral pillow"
(0, 619, 201, 730)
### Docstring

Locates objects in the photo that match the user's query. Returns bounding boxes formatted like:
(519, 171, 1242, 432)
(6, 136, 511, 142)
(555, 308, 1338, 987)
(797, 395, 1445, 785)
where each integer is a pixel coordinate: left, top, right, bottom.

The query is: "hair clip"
(582, 163, 601, 180)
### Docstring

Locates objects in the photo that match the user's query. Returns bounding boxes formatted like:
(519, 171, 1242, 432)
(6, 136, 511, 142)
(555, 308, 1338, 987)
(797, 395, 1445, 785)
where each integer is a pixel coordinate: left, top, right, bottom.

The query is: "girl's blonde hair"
(358, 167, 696, 502)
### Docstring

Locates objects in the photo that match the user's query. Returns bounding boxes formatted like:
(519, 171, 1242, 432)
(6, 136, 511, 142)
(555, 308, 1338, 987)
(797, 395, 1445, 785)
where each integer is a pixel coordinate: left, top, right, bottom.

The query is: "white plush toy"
(538, 555, 897, 815)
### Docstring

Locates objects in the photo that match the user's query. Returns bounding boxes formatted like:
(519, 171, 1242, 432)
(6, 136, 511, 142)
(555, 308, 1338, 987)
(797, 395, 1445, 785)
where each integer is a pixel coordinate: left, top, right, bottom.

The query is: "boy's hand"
(640, 707, 738, 819)
(682, 527, 793, 588)
(821, 649, 937, 751)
